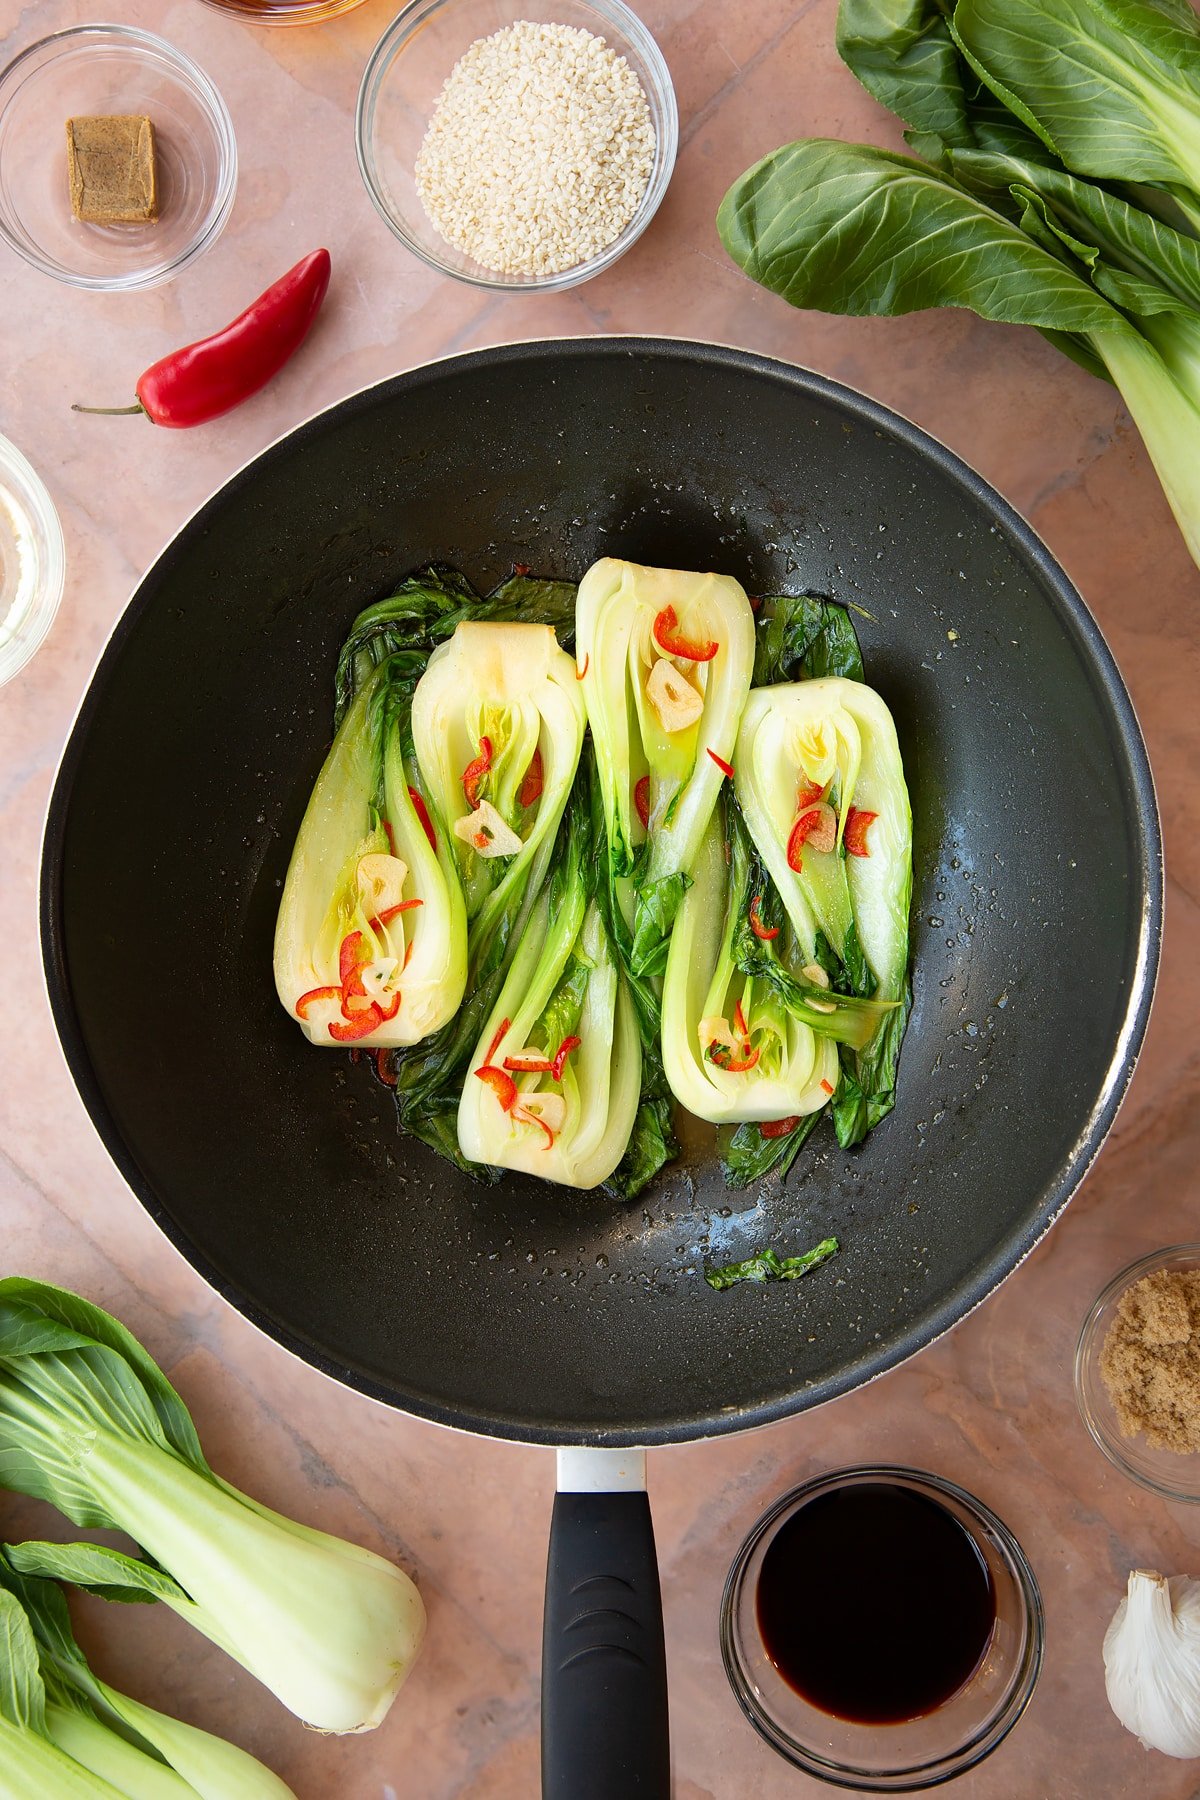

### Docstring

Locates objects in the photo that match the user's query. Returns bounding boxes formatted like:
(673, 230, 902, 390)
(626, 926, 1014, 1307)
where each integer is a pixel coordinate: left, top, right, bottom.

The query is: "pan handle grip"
(542, 1448, 670, 1800)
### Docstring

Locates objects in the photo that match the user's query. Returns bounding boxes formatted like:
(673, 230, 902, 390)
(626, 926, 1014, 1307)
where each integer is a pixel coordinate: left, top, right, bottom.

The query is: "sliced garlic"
(646, 657, 704, 734)
(797, 802, 837, 854)
(699, 1015, 738, 1055)
(516, 1091, 567, 1133)
(802, 962, 831, 989)
(453, 799, 523, 858)
(357, 853, 409, 915)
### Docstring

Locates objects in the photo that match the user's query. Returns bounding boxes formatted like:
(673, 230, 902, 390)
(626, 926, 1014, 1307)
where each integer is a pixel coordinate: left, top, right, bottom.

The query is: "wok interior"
(49, 342, 1156, 1443)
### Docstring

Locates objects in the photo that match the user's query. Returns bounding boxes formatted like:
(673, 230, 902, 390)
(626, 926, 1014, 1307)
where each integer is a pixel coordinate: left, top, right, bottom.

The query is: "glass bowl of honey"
(720, 1466, 1043, 1790)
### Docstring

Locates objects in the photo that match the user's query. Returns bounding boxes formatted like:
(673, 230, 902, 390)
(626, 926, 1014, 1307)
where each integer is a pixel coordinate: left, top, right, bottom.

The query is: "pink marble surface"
(2, 0, 1200, 1795)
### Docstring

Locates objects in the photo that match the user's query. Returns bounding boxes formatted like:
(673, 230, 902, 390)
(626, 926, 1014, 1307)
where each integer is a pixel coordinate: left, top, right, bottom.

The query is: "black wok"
(41, 339, 1160, 1797)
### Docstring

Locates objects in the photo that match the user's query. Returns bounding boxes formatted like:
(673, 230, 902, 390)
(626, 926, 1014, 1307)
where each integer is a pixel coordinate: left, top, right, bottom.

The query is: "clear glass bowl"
(1075, 1244, 1200, 1503)
(356, 0, 678, 291)
(0, 434, 66, 686)
(0, 25, 236, 291)
(195, 0, 369, 21)
(720, 1467, 1044, 1791)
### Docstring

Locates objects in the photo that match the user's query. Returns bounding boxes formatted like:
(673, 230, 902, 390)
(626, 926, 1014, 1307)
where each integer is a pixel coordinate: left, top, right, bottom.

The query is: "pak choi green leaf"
(951, 0, 1200, 213)
(0, 1553, 296, 1798)
(0, 1281, 425, 1735)
(704, 1237, 839, 1290)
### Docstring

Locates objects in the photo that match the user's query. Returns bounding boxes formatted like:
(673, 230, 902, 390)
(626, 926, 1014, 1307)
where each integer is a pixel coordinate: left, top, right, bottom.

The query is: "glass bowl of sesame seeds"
(355, 0, 677, 290)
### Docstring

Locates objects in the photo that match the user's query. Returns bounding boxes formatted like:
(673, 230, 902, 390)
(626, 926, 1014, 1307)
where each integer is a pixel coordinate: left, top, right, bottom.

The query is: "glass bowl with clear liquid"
(0, 435, 65, 685)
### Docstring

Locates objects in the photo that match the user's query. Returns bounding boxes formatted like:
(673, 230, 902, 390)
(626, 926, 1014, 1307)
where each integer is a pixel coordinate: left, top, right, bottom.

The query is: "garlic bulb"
(1104, 1569, 1200, 1758)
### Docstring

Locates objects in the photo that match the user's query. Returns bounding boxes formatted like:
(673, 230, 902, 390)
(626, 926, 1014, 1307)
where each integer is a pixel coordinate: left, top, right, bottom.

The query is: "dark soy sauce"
(756, 1482, 996, 1725)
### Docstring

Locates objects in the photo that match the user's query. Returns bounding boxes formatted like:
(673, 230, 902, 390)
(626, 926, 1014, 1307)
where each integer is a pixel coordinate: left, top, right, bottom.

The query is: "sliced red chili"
(474, 1064, 518, 1112)
(844, 807, 878, 858)
(707, 748, 734, 780)
(514, 1103, 556, 1150)
(733, 998, 749, 1040)
(819, 1077, 836, 1095)
(761, 1115, 801, 1139)
(653, 604, 719, 662)
(376, 990, 402, 1022)
(797, 778, 825, 810)
(787, 816, 812, 872)
(787, 806, 836, 871)
(382, 819, 397, 855)
(749, 595, 763, 614)
(370, 899, 423, 930)
(484, 1017, 511, 1065)
(513, 562, 531, 577)
(551, 1035, 582, 1082)
(296, 985, 342, 1019)
(634, 774, 650, 832)
(329, 1004, 384, 1042)
(504, 1051, 555, 1074)
(408, 785, 437, 851)
(710, 1041, 760, 1073)
(462, 736, 494, 807)
(339, 930, 366, 990)
(374, 1049, 398, 1088)
(576, 653, 589, 680)
(748, 896, 779, 941)
(519, 746, 544, 808)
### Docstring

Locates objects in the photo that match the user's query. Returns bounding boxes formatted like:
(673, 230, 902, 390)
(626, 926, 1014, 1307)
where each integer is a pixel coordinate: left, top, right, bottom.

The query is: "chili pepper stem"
(71, 402, 147, 417)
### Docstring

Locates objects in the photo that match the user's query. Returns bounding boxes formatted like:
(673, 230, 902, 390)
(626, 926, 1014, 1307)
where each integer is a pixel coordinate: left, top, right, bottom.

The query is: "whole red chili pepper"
(73, 249, 331, 428)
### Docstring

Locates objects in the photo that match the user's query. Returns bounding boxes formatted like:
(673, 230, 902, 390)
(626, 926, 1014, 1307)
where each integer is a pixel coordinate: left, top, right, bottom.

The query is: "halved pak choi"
(274, 653, 467, 1049)
(574, 558, 756, 977)
(735, 675, 913, 1146)
(458, 766, 642, 1190)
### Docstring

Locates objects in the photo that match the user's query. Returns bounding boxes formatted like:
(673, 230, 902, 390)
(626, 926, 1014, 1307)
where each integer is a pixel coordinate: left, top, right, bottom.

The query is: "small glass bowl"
(721, 1467, 1044, 1792)
(1075, 1244, 1200, 1503)
(0, 25, 236, 291)
(0, 434, 66, 686)
(356, 0, 678, 291)
(195, 0, 369, 20)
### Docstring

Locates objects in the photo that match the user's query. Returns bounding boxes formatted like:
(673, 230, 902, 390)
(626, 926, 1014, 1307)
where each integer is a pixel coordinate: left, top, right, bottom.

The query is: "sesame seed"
(414, 20, 656, 278)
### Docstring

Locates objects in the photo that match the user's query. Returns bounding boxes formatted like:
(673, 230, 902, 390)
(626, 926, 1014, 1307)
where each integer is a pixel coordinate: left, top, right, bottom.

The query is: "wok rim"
(39, 335, 1163, 1447)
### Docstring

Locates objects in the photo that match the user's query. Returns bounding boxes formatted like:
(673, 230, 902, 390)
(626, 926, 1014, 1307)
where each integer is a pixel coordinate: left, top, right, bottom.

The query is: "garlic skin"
(1104, 1569, 1200, 1758)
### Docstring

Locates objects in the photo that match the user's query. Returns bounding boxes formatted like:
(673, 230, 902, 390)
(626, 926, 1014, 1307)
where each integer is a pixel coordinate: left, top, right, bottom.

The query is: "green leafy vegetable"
(951, 0, 1200, 217)
(333, 565, 577, 720)
(0, 1587, 126, 1798)
(662, 804, 842, 1128)
(389, 620, 587, 1168)
(717, 1110, 825, 1186)
(0, 1280, 425, 1735)
(0, 1552, 295, 1797)
(734, 675, 912, 1144)
(718, 137, 1200, 566)
(575, 557, 757, 978)
(704, 1237, 839, 1290)
(752, 591, 865, 688)
(457, 758, 650, 1192)
(274, 651, 467, 1049)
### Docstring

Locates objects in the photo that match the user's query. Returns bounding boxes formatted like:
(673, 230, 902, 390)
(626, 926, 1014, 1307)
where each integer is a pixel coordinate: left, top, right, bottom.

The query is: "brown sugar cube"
(66, 115, 159, 224)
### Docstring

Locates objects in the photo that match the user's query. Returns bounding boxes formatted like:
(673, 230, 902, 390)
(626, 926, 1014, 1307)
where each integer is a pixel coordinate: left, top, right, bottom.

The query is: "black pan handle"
(542, 1448, 670, 1799)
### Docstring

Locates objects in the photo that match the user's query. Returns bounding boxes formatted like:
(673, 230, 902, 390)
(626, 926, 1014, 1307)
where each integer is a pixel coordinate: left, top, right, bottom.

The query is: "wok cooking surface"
(41, 340, 1160, 1445)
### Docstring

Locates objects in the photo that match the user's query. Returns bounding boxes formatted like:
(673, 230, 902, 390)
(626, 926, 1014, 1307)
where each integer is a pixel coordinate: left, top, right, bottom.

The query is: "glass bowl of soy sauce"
(720, 1466, 1043, 1790)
